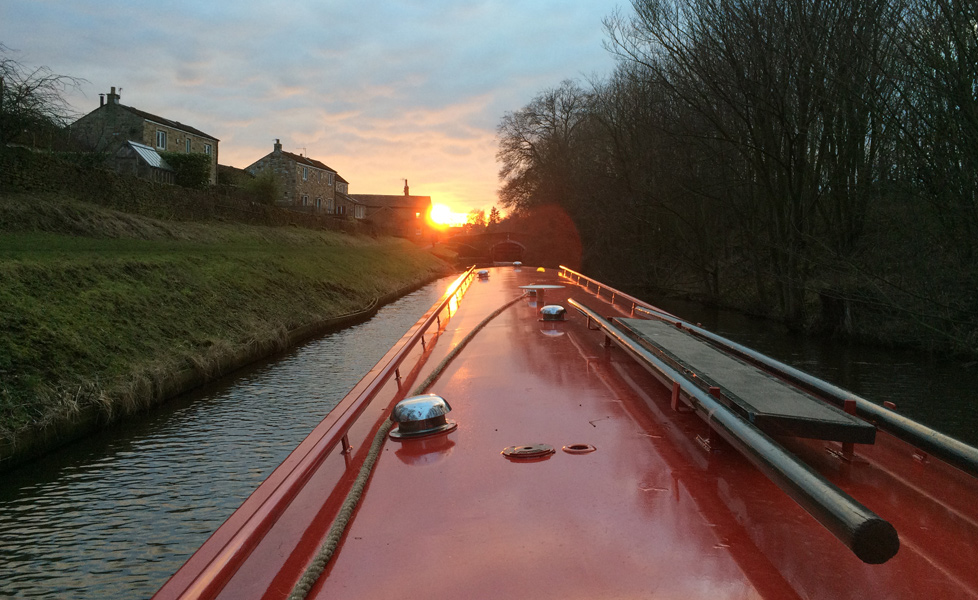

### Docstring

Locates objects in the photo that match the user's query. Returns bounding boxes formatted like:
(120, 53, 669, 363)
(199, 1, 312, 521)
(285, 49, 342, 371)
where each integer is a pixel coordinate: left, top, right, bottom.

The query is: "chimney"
(274, 138, 282, 153)
(106, 87, 120, 105)
(99, 94, 105, 107)
(404, 179, 409, 196)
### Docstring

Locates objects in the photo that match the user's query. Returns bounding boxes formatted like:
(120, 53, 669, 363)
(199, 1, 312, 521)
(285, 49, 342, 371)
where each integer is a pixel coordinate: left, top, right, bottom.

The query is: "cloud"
(1, 0, 622, 212)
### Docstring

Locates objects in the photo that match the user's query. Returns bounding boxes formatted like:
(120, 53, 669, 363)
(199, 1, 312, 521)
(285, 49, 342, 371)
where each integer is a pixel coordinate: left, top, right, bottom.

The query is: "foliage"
(487, 206, 501, 229)
(465, 208, 486, 233)
(244, 168, 280, 205)
(496, 0, 978, 353)
(160, 151, 212, 189)
(0, 44, 84, 146)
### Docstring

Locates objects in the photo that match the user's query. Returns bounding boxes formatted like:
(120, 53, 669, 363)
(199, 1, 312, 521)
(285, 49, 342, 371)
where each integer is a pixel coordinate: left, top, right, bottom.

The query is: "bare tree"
(604, 0, 901, 324)
(0, 44, 84, 147)
(496, 80, 593, 212)
(892, 0, 978, 261)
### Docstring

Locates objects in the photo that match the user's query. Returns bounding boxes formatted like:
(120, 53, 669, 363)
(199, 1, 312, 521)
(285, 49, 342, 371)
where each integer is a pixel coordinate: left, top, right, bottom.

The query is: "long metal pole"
(635, 305, 978, 479)
(569, 299, 900, 564)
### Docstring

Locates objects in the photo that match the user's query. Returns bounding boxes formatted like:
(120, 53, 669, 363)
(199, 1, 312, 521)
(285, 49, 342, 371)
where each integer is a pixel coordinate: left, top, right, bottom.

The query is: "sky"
(1, 0, 624, 216)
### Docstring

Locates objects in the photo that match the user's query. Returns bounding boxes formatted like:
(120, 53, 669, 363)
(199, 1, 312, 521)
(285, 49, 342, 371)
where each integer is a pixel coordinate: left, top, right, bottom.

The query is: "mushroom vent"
(540, 305, 566, 321)
(390, 394, 458, 439)
(478, 269, 490, 280)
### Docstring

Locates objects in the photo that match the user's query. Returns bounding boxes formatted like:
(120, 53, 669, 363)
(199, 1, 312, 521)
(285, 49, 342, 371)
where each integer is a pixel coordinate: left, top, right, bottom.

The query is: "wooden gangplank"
(615, 318, 876, 444)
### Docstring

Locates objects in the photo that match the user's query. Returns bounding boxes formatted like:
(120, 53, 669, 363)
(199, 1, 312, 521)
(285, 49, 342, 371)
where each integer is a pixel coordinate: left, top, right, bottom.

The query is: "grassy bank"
(0, 192, 453, 465)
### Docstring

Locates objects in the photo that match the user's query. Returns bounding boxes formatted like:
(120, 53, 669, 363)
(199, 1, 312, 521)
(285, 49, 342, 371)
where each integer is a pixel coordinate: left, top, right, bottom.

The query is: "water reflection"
(0, 276, 456, 600)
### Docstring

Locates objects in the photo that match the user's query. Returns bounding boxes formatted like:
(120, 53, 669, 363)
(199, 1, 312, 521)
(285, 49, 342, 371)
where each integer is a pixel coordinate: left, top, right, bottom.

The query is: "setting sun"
(429, 203, 469, 227)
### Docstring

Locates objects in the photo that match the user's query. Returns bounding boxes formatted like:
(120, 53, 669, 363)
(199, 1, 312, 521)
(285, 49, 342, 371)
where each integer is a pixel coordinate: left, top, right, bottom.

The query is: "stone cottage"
(352, 180, 432, 242)
(246, 140, 354, 214)
(71, 87, 219, 184)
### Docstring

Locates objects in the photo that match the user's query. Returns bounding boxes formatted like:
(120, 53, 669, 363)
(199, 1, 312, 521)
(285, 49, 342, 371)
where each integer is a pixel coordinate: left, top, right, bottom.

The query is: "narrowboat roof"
(154, 266, 978, 600)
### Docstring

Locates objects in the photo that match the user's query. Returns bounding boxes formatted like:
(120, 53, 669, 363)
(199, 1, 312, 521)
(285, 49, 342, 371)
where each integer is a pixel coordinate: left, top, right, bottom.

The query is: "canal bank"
(0, 194, 455, 471)
(0, 269, 452, 472)
(0, 276, 461, 599)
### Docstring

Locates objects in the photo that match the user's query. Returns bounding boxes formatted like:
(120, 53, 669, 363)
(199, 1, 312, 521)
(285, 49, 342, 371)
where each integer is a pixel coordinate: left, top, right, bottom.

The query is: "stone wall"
(0, 147, 358, 233)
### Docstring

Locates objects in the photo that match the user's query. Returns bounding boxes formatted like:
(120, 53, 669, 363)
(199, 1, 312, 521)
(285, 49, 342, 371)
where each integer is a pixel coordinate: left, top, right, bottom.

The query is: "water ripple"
(0, 278, 455, 599)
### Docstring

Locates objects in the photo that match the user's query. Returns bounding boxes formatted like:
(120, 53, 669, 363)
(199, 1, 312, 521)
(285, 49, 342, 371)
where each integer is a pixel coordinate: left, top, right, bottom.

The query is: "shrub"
(160, 152, 211, 190)
(243, 169, 280, 205)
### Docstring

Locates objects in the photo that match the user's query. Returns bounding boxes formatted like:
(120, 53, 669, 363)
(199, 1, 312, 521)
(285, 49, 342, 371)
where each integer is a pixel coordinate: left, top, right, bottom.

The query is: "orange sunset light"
(429, 203, 469, 227)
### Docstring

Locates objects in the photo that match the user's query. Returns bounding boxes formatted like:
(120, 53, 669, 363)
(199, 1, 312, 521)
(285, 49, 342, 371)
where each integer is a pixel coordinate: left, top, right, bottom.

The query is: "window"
(186, 138, 191, 153)
(156, 130, 167, 149)
(302, 166, 308, 181)
(338, 205, 346, 215)
(302, 195, 308, 206)
(327, 198, 335, 214)
(327, 172, 334, 185)
(355, 205, 365, 219)
(316, 197, 322, 209)
(204, 144, 212, 155)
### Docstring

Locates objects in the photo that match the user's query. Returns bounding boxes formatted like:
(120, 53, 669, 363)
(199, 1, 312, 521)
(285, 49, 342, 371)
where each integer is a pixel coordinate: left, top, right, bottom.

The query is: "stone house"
(352, 180, 433, 242)
(246, 140, 355, 214)
(71, 87, 219, 184)
(332, 174, 367, 219)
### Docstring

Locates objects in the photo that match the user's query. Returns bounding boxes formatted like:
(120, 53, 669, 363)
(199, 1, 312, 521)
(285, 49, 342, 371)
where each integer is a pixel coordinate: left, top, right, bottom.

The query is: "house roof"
(123, 141, 173, 170)
(336, 191, 360, 204)
(118, 104, 219, 141)
(279, 150, 338, 174)
(350, 194, 432, 209)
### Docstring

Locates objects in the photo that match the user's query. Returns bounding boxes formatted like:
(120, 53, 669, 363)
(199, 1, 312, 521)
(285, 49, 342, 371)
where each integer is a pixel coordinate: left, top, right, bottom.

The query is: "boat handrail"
(568, 298, 899, 564)
(169, 266, 478, 600)
(632, 305, 978, 479)
(560, 266, 978, 479)
(559, 265, 678, 318)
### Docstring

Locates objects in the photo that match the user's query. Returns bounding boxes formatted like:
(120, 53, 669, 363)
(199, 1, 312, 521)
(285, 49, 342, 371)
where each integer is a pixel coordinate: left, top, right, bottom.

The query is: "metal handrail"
(633, 304, 978, 479)
(569, 298, 899, 564)
(173, 266, 478, 600)
(558, 265, 678, 318)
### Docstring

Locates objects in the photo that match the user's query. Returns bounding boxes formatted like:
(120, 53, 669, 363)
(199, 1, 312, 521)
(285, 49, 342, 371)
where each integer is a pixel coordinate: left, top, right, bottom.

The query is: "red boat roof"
(155, 266, 978, 600)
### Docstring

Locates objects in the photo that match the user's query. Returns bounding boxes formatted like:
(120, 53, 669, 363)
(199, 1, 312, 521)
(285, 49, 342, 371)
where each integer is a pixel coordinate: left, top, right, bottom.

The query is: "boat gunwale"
(154, 267, 477, 600)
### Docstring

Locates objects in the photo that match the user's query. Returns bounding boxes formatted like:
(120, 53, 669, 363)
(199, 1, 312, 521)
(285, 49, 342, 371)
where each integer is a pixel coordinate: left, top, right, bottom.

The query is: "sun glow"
(429, 203, 469, 227)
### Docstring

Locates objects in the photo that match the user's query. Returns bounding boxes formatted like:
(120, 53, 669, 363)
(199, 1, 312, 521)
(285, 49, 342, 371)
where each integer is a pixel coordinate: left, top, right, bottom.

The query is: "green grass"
(0, 194, 451, 443)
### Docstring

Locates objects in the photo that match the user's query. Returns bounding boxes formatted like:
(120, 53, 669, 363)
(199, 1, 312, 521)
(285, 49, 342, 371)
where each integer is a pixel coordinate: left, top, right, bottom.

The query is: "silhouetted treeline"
(496, 0, 978, 353)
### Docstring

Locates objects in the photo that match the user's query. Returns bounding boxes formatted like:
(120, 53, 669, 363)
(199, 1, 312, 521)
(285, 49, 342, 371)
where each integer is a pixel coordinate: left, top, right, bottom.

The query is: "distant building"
(246, 139, 352, 214)
(352, 180, 432, 242)
(71, 87, 219, 184)
(333, 174, 366, 219)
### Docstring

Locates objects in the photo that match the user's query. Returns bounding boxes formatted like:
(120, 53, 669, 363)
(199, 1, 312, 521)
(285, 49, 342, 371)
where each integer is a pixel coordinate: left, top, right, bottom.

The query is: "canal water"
(0, 275, 458, 599)
(1, 276, 975, 598)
